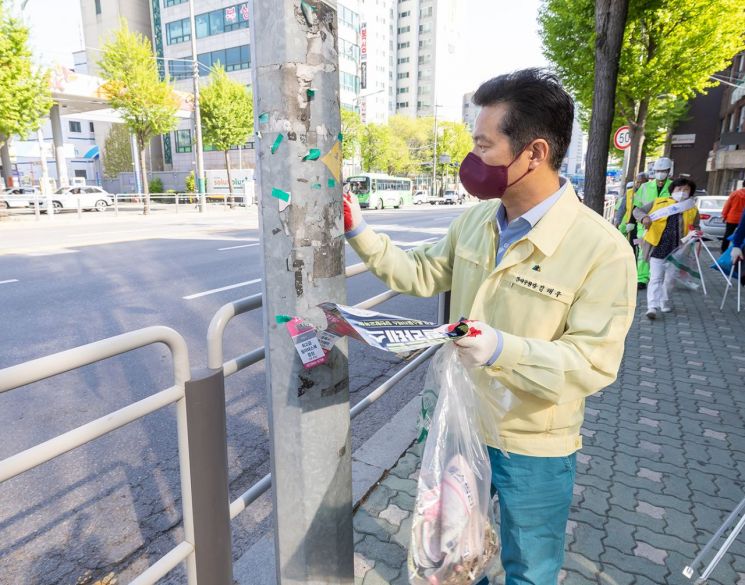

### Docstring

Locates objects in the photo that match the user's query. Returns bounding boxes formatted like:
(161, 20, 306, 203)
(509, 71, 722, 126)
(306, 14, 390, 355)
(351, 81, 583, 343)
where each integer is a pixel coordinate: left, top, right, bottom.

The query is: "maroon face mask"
(458, 151, 532, 199)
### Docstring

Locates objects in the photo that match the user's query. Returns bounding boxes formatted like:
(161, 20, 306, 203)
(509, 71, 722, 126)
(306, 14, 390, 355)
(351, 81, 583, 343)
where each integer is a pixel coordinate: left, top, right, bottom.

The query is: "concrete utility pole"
(432, 105, 438, 198)
(250, 1, 353, 584)
(188, 0, 207, 212)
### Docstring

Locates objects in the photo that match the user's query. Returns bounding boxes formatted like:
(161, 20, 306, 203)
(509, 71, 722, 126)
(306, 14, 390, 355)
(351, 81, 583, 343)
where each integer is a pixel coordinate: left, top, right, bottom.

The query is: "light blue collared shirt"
(495, 178, 568, 266)
(486, 178, 568, 365)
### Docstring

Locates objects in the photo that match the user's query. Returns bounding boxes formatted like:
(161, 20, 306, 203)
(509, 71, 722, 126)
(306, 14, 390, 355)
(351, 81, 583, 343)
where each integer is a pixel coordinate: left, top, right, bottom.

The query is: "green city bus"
(345, 173, 413, 209)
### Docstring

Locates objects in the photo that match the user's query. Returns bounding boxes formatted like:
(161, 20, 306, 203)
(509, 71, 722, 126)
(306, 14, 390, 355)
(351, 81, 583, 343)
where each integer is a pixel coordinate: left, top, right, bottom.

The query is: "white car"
(413, 190, 429, 205)
(1, 187, 40, 208)
(33, 186, 114, 213)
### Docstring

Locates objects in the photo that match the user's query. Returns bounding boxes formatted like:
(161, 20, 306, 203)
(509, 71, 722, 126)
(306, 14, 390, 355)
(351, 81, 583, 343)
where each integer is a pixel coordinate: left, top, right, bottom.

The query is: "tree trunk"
(138, 135, 150, 216)
(624, 99, 649, 187)
(584, 0, 629, 215)
(225, 149, 235, 208)
(0, 136, 13, 187)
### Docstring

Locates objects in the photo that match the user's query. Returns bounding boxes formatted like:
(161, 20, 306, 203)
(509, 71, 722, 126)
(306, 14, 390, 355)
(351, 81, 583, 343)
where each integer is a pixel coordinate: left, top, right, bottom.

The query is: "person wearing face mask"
(632, 177, 700, 319)
(632, 158, 673, 289)
(343, 69, 636, 585)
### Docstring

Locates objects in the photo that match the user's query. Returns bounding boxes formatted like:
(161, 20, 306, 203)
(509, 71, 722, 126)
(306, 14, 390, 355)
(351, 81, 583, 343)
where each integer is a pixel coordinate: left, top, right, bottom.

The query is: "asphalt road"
(0, 204, 466, 585)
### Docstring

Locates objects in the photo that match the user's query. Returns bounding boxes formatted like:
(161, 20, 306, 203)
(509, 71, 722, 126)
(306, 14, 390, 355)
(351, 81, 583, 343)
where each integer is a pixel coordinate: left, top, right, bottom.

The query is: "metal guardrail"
(206, 261, 447, 522)
(0, 327, 233, 585)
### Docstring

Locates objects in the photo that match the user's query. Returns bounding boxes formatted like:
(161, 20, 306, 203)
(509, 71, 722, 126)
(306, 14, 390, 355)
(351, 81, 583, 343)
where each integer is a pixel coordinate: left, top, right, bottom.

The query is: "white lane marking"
(183, 278, 262, 300)
(0, 279, 19, 285)
(218, 243, 261, 251)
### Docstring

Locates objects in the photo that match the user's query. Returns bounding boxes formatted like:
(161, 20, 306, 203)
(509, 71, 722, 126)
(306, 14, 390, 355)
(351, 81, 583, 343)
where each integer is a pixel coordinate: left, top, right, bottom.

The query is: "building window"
(164, 0, 187, 6)
(397, 87, 409, 94)
(397, 26, 410, 34)
(397, 41, 410, 49)
(195, 4, 249, 39)
(339, 5, 360, 31)
(166, 18, 191, 45)
(398, 72, 409, 79)
(69, 121, 81, 133)
(74, 169, 87, 179)
(175, 129, 192, 153)
(339, 38, 360, 61)
(396, 101, 409, 108)
(399, 10, 410, 17)
(89, 122, 95, 132)
(341, 71, 360, 93)
(169, 59, 192, 80)
(419, 23, 432, 33)
(198, 45, 250, 73)
(95, 0, 101, 15)
(397, 57, 409, 64)
(420, 6, 433, 17)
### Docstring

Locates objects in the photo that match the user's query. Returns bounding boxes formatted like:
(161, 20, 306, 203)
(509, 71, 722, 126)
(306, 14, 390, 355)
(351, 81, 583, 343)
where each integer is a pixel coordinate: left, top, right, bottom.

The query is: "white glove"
(453, 321, 500, 368)
(731, 247, 744, 264)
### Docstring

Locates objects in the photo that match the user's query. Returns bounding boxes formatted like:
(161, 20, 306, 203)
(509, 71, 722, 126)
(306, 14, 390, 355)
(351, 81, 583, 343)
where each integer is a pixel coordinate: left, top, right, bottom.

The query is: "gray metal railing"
(0, 262, 446, 584)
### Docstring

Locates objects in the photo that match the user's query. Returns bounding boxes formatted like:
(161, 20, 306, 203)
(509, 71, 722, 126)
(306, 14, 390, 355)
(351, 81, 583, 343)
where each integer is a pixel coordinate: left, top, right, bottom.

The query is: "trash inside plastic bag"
(409, 345, 501, 585)
(666, 239, 701, 287)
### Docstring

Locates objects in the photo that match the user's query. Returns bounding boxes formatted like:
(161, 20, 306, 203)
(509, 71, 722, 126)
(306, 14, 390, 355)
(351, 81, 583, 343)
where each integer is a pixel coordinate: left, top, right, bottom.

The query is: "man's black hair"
(472, 68, 574, 170)
(670, 177, 697, 195)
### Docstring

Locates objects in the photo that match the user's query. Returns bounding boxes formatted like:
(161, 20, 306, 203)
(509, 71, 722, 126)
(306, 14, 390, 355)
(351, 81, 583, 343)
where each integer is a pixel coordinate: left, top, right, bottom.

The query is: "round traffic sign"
(614, 126, 631, 150)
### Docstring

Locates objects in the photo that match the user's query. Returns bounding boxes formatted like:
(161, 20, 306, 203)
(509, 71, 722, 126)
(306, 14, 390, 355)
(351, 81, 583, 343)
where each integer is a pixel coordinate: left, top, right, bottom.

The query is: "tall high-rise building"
(462, 91, 478, 132)
(393, 0, 462, 121)
(82, 1, 362, 174)
(357, 0, 396, 125)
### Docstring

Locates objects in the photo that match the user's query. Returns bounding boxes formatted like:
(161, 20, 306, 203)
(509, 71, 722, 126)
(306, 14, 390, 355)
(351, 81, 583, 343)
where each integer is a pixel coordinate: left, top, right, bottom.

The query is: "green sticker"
(327, 178, 336, 188)
(271, 134, 284, 154)
(275, 314, 293, 324)
(302, 148, 321, 161)
(307, 88, 316, 99)
(311, 183, 322, 190)
(258, 112, 269, 124)
(337, 133, 343, 142)
(271, 187, 291, 202)
(300, 0, 315, 25)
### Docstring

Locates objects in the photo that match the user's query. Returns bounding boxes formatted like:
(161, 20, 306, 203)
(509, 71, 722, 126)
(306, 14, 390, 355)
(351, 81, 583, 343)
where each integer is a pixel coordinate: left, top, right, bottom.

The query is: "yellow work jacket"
(348, 184, 637, 456)
(643, 197, 700, 247)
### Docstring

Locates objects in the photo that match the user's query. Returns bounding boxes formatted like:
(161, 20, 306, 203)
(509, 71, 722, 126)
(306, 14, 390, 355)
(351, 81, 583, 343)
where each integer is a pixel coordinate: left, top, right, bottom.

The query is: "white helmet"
(626, 181, 634, 189)
(653, 157, 673, 172)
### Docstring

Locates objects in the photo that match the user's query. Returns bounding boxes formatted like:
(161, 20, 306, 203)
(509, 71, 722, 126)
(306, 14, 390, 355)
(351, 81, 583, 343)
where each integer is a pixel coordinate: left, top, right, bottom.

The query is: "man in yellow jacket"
(344, 69, 636, 584)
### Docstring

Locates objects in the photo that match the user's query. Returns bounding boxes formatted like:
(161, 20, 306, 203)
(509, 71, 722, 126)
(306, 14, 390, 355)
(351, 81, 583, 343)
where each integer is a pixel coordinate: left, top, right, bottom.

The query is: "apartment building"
(82, 0, 362, 173)
(393, 0, 462, 121)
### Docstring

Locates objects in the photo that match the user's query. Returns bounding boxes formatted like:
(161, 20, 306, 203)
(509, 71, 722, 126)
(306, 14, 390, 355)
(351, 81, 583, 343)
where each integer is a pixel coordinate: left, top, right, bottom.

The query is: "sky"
(20, 0, 549, 95)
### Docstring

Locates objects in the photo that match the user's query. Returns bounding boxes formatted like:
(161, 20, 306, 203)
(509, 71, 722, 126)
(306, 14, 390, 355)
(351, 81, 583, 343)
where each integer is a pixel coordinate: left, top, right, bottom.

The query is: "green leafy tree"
(541, 0, 745, 187)
(340, 109, 363, 162)
(0, 2, 52, 186)
(102, 123, 133, 178)
(437, 121, 472, 185)
(99, 21, 179, 214)
(360, 124, 392, 172)
(199, 65, 253, 206)
(185, 170, 195, 193)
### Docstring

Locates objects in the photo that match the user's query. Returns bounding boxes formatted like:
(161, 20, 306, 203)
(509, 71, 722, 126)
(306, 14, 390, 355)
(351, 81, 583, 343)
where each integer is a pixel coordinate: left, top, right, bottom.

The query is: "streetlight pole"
(188, 0, 207, 212)
(432, 105, 438, 198)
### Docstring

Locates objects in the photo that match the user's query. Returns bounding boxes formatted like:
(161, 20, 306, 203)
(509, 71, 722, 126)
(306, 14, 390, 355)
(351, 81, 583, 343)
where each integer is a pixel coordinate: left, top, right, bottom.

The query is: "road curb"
(232, 391, 422, 585)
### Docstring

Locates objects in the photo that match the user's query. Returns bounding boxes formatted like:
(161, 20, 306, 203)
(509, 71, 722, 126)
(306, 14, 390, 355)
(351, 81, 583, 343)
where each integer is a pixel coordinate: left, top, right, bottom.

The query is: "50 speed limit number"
(614, 126, 631, 150)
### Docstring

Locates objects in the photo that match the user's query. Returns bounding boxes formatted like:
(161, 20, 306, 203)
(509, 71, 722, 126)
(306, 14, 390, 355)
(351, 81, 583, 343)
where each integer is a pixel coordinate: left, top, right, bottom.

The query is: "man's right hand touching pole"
(343, 185, 363, 234)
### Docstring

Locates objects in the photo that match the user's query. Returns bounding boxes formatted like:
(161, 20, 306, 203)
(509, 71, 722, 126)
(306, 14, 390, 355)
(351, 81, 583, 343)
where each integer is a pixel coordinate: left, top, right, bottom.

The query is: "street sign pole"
(188, 0, 207, 212)
(250, 2, 353, 584)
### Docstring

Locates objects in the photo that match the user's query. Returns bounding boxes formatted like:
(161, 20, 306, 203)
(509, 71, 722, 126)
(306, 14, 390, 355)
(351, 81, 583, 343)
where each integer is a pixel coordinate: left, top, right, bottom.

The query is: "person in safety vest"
(615, 172, 648, 252)
(632, 158, 673, 288)
(633, 177, 700, 319)
(343, 69, 636, 584)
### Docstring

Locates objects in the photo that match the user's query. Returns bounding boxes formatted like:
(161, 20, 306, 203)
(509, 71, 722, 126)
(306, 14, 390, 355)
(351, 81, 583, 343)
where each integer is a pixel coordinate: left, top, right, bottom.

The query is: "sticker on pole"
(282, 304, 470, 369)
(614, 126, 631, 150)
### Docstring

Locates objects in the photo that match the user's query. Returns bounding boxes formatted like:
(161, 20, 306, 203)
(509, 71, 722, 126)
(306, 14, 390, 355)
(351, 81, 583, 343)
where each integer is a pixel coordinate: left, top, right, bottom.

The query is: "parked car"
(696, 195, 728, 240)
(413, 190, 429, 205)
(442, 190, 463, 205)
(32, 186, 114, 213)
(1, 187, 40, 208)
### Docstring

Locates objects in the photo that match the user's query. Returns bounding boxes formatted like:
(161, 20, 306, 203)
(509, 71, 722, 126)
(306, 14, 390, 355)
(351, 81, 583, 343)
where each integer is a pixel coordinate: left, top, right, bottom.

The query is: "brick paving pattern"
(353, 281, 745, 584)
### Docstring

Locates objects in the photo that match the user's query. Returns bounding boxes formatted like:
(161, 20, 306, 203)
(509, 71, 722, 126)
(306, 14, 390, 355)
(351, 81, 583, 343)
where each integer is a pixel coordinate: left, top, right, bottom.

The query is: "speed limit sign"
(614, 126, 631, 150)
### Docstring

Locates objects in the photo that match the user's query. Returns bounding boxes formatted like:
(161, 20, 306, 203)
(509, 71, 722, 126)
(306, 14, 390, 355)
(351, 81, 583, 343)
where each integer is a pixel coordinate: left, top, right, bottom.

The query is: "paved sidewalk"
(353, 279, 745, 585)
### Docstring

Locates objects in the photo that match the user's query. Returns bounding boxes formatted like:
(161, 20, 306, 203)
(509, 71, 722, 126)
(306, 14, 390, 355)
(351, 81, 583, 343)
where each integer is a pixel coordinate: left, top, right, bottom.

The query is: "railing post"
(437, 291, 452, 324)
(114, 194, 119, 216)
(182, 368, 233, 585)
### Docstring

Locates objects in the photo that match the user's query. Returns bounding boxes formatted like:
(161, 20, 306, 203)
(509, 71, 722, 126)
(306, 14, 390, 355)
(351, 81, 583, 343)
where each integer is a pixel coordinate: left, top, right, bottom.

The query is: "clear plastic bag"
(409, 345, 500, 585)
